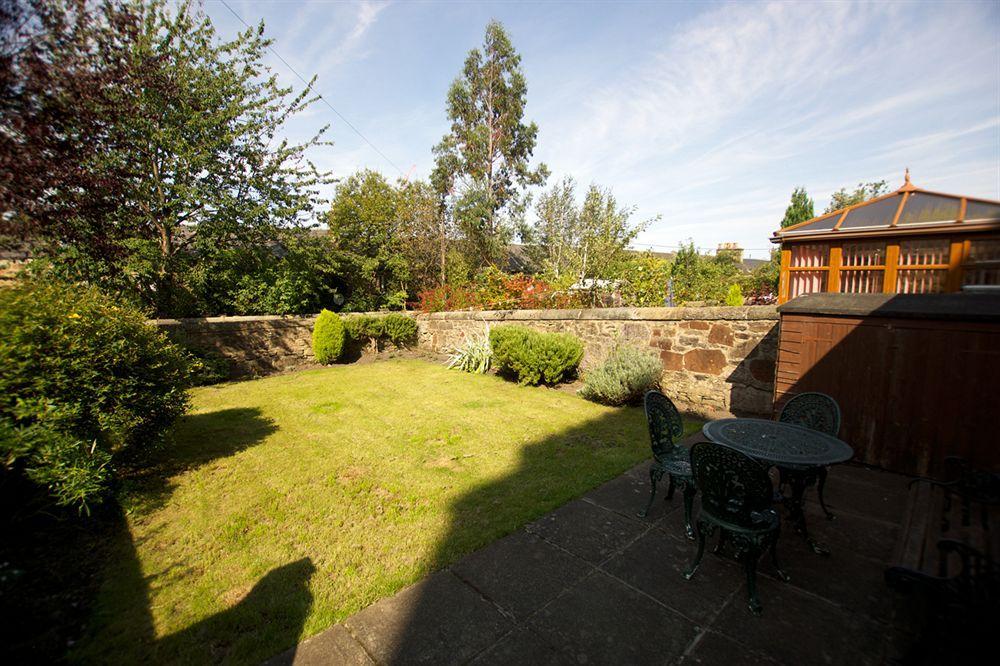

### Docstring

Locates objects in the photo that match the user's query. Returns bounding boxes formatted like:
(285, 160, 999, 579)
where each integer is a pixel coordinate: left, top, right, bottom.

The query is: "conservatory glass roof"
(772, 171, 1000, 243)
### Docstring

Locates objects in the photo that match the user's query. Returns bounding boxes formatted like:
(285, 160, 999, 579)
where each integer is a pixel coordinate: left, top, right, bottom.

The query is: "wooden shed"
(774, 292, 1000, 476)
(772, 173, 1000, 304)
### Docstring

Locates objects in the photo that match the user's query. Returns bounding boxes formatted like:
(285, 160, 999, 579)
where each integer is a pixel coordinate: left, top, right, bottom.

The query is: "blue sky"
(204, 0, 1000, 259)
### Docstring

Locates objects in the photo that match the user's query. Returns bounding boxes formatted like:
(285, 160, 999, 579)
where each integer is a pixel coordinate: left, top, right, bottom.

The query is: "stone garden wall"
(155, 306, 779, 417)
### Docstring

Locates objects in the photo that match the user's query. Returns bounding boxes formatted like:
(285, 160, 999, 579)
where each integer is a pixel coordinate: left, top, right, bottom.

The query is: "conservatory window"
(840, 242, 885, 293)
(896, 239, 949, 293)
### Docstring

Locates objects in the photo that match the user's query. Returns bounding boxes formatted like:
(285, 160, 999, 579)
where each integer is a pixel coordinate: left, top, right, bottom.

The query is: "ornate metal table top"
(702, 418, 853, 466)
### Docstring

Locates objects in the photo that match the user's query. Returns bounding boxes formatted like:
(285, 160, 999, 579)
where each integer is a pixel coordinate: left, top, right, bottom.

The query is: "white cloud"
(533, 0, 1000, 256)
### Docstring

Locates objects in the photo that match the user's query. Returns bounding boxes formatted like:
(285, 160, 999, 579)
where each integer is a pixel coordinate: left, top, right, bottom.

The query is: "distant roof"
(771, 171, 1000, 243)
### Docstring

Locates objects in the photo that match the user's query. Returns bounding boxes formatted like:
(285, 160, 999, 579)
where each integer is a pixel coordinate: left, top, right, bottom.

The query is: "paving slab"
(583, 467, 680, 520)
(469, 626, 575, 666)
(602, 527, 738, 625)
(802, 465, 909, 525)
(525, 498, 646, 564)
(279, 456, 912, 665)
(794, 501, 899, 562)
(761, 529, 893, 621)
(679, 631, 781, 665)
(527, 570, 700, 665)
(343, 570, 512, 665)
(450, 531, 593, 621)
(264, 625, 373, 666)
(711, 576, 886, 666)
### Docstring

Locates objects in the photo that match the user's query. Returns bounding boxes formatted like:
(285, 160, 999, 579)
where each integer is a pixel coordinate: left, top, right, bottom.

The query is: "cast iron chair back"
(778, 392, 841, 437)
(685, 441, 787, 614)
(690, 441, 773, 529)
(644, 390, 684, 461)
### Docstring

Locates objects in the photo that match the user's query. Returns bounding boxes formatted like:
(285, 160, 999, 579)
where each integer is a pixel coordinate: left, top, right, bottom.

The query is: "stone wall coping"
(415, 305, 778, 322)
(152, 314, 317, 327)
(151, 305, 778, 328)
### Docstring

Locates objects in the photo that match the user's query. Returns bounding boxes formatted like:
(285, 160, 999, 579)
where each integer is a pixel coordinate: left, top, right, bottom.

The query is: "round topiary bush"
(312, 309, 346, 363)
(0, 281, 191, 511)
(579, 344, 662, 406)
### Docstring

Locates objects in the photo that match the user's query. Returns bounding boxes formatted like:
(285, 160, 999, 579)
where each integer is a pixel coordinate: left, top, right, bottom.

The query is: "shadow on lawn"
(1, 406, 315, 665)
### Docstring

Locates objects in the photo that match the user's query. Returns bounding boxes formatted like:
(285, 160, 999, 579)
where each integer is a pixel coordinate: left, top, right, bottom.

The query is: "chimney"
(717, 242, 744, 263)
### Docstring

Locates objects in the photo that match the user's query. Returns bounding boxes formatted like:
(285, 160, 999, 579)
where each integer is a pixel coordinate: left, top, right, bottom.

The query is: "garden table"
(702, 418, 854, 555)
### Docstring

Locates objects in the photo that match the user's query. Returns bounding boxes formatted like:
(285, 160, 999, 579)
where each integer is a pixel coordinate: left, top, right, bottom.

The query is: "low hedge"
(489, 325, 584, 386)
(345, 313, 418, 347)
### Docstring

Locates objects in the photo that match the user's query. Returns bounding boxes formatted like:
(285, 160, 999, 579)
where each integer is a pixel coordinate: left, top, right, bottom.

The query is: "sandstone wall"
(418, 307, 778, 417)
(154, 315, 319, 377)
(155, 306, 779, 417)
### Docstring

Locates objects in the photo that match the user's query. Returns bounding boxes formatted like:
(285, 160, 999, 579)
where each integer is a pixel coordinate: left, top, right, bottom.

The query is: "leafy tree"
(1, 0, 333, 315)
(431, 20, 548, 268)
(524, 178, 653, 302)
(617, 253, 672, 307)
(669, 241, 742, 305)
(781, 187, 814, 228)
(524, 176, 579, 279)
(577, 185, 651, 293)
(327, 170, 409, 311)
(396, 178, 447, 297)
(824, 180, 889, 214)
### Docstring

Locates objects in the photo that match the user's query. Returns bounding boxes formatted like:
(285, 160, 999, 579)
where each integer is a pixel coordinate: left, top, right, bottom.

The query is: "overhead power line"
(218, 0, 404, 176)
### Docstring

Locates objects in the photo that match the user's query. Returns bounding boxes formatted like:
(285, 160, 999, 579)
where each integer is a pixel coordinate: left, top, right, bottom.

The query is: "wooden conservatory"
(772, 172, 1000, 304)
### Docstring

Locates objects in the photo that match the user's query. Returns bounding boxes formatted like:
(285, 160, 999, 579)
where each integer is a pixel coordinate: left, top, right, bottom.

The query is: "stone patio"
(269, 434, 915, 665)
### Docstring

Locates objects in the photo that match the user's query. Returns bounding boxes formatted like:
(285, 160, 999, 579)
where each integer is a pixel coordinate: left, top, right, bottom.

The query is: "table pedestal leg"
(785, 471, 830, 556)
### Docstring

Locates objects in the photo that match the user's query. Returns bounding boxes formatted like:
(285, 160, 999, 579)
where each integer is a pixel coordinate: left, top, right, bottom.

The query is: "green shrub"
(381, 314, 418, 346)
(345, 314, 417, 348)
(0, 282, 190, 510)
(579, 344, 662, 406)
(344, 315, 383, 343)
(725, 284, 744, 307)
(489, 325, 584, 386)
(312, 310, 346, 363)
(447, 328, 492, 374)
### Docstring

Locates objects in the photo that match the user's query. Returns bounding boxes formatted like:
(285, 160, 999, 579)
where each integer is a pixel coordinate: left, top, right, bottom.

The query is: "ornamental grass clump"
(312, 310, 346, 363)
(447, 328, 492, 374)
(580, 344, 662, 406)
(489, 325, 584, 386)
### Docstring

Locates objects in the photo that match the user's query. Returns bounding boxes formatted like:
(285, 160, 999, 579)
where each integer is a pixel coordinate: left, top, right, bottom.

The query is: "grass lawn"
(74, 359, 700, 664)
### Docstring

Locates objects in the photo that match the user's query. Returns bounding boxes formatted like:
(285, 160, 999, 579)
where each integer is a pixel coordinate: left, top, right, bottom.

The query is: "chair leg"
(682, 481, 696, 540)
(713, 529, 728, 555)
(744, 548, 763, 616)
(665, 474, 676, 500)
(817, 466, 835, 520)
(639, 467, 663, 518)
(683, 520, 708, 580)
(769, 536, 790, 582)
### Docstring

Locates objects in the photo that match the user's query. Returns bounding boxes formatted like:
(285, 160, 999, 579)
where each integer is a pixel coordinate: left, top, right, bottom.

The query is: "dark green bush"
(489, 325, 584, 386)
(579, 344, 662, 406)
(344, 315, 383, 343)
(0, 282, 190, 511)
(345, 314, 417, 348)
(312, 309, 346, 363)
(382, 314, 418, 346)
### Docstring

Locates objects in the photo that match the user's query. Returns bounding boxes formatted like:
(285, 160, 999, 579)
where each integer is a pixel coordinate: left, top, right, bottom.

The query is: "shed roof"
(771, 171, 1000, 244)
(777, 292, 1000, 322)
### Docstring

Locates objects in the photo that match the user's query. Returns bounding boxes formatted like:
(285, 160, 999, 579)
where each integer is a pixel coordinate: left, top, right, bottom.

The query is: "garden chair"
(776, 392, 842, 520)
(683, 441, 788, 615)
(639, 390, 696, 539)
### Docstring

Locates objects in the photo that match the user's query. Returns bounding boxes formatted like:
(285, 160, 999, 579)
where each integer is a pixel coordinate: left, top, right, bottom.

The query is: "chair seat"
(653, 448, 692, 477)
